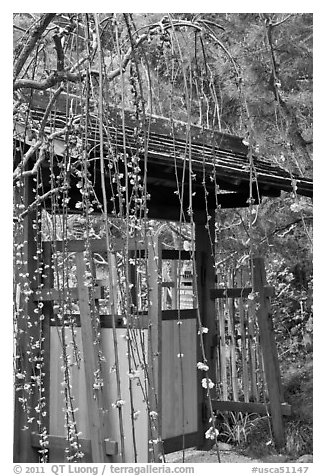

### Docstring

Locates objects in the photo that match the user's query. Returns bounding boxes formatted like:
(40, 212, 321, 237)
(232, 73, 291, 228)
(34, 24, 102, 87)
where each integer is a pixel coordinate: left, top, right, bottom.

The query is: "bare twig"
(14, 70, 82, 91)
(53, 33, 65, 71)
(13, 128, 67, 180)
(13, 13, 56, 80)
(18, 186, 66, 218)
(270, 14, 293, 28)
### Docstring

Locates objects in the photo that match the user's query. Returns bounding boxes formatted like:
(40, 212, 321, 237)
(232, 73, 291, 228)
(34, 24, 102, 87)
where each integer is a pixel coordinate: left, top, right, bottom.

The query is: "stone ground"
(165, 447, 259, 463)
(164, 444, 313, 464)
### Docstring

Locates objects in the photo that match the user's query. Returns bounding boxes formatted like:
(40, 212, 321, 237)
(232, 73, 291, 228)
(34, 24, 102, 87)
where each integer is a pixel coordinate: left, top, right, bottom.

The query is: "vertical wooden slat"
(252, 257, 285, 448)
(171, 259, 178, 310)
(147, 236, 163, 462)
(218, 299, 228, 400)
(239, 297, 249, 402)
(75, 252, 108, 462)
(248, 301, 259, 402)
(129, 251, 138, 311)
(14, 176, 39, 463)
(42, 242, 52, 459)
(239, 266, 250, 402)
(195, 214, 216, 445)
(228, 270, 238, 402)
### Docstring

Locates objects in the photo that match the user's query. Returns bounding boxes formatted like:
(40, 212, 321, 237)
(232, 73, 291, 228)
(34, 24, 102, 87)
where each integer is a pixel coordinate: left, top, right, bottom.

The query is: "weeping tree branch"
(13, 13, 56, 80)
(14, 15, 230, 92)
(18, 186, 67, 219)
(14, 70, 82, 91)
(13, 128, 68, 181)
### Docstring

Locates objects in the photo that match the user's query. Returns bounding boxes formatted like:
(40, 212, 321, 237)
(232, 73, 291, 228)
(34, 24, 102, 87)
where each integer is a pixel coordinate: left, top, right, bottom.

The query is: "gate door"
(160, 249, 201, 454)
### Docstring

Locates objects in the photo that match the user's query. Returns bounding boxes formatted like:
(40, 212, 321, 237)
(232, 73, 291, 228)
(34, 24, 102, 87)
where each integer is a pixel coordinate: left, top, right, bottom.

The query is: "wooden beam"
(162, 250, 193, 260)
(195, 212, 216, 448)
(41, 242, 52, 460)
(163, 431, 200, 455)
(49, 237, 146, 253)
(75, 252, 109, 462)
(33, 286, 101, 302)
(31, 433, 118, 456)
(14, 175, 39, 463)
(210, 286, 275, 299)
(147, 237, 163, 462)
(49, 314, 149, 329)
(252, 257, 285, 449)
(211, 400, 291, 416)
(161, 309, 197, 321)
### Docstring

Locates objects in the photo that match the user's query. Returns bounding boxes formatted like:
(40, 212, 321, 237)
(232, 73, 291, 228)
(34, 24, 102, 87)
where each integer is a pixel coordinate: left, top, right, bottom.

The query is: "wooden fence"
(210, 258, 290, 447)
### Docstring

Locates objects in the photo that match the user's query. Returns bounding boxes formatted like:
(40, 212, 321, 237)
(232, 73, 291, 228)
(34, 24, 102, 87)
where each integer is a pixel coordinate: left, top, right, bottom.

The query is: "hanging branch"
(94, 13, 127, 462)
(13, 13, 56, 80)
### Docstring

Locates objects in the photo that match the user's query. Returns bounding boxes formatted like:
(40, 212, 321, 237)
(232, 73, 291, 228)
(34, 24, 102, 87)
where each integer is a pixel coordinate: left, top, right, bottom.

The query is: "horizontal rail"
(43, 238, 147, 253)
(33, 286, 102, 301)
(211, 400, 291, 416)
(161, 309, 197, 321)
(210, 286, 274, 300)
(49, 314, 149, 329)
(162, 250, 194, 260)
(31, 432, 118, 456)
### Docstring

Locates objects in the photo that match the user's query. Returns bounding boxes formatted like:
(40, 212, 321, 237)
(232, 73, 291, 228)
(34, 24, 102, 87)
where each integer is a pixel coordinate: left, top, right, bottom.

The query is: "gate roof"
(14, 90, 312, 215)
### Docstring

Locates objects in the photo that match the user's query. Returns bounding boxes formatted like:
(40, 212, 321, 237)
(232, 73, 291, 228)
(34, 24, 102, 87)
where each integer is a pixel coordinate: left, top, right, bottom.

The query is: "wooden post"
(14, 176, 39, 462)
(75, 252, 109, 462)
(239, 297, 250, 402)
(227, 270, 238, 401)
(252, 257, 285, 448)
(195, 212, 216, 447)
(147, 236, 163, 462)
(217, 299, 227, 400)
(41, 242, 52, 459)
(248, 302, 259, 402)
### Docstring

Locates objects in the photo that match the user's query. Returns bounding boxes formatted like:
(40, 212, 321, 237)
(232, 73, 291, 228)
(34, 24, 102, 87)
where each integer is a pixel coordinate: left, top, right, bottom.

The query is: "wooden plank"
(194, 213, 216, 448)
(252, 257, 285, 448)
(47, 238, 146, 253)
(161, 320, 198, 440)
(147, 237, 163, 462)
(162, 249, 193, 260)
(239, 297, 250, 402)
(75, 252, 108, 462)
(248, 302, 259, 402)
(161, 309, 197, 321)
(101, 328, 149, 463)
(33, 286, 101, 302)
(41, 242, 52, 460)
(49, 327, 90, 456)
(163, 432, 200, 455)
(211, 400, 291, 416)
(50, 313, 149, 329)
(14, 175, 39, 463)
(171, 259, 178, 309)
(217, 299, 228, 400)
(227, 271, 238, 402)
(161, 281, 175, 288)
(210, 286, 274, 299)
(31, 433, 118, 456)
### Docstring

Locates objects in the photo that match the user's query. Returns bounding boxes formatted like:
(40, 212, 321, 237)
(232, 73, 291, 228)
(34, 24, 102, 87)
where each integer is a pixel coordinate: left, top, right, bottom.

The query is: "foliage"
(217, 411, 266, 446)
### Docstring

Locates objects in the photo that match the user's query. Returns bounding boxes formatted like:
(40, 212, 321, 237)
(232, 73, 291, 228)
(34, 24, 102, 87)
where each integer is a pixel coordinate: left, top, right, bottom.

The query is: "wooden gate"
(29, 236, 202, 462)
(160, 249, 200, 454)
(209, 258, 291, 448)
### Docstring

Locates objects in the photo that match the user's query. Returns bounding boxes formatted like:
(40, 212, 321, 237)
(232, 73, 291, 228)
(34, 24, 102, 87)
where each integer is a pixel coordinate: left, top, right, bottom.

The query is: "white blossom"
(201, 378, 215, 389)
(197, 362, 209, 371)
(205, 426, 219, 440)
